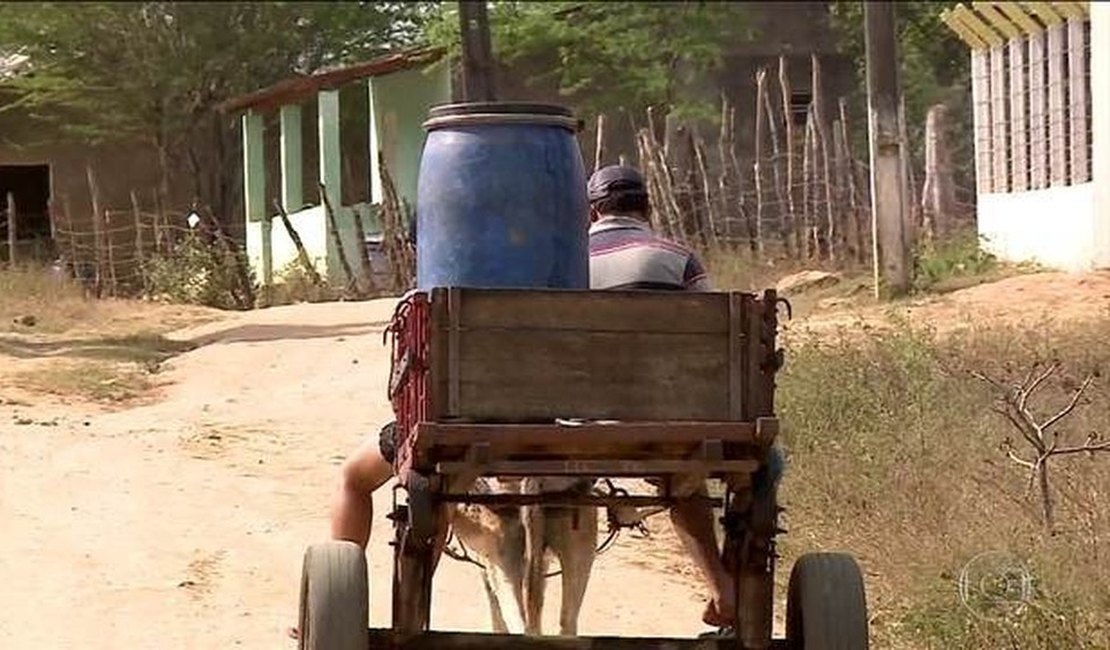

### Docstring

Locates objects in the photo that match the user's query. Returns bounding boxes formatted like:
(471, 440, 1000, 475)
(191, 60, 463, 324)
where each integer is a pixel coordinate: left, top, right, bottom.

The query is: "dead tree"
(974, 362, 1105, 532)
(272, 199, 323, 287)
(319, 182, 360, 298)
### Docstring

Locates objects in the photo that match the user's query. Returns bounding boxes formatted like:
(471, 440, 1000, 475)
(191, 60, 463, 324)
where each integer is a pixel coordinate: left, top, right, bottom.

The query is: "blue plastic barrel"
(415, 102, 589, 290)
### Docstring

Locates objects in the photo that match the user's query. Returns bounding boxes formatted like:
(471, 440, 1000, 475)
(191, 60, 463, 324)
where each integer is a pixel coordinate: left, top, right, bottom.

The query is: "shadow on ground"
(0, 334, 196, 363)
(185, 322, 390, 346)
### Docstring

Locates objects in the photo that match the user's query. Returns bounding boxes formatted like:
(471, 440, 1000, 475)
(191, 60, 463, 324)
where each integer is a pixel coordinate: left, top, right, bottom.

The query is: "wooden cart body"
(298, 287, 868, 650)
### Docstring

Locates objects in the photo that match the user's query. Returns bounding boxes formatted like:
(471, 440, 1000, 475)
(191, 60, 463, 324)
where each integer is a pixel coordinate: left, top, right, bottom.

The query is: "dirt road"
(0, 299, 709, 649)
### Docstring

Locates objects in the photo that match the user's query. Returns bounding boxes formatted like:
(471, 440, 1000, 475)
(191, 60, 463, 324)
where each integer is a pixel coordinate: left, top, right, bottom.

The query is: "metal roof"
(218, 46, 446, 115)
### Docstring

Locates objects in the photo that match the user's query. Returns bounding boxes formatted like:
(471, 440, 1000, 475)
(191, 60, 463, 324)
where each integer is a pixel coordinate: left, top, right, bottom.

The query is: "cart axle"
(367, 629, 789, 649)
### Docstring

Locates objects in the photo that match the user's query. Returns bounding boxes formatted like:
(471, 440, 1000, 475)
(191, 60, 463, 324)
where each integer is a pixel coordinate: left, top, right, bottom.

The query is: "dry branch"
(272, 199, 323, 287)
(974, 362, 1104, 531)
(319, 182, 360, 298)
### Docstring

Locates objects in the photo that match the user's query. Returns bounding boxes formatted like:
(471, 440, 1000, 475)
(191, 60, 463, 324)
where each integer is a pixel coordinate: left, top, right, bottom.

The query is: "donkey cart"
(298, 287, 869, 649)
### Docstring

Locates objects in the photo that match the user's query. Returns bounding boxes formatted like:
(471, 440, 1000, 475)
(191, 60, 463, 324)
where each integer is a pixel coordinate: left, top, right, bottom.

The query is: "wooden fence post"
(779, 56, 801, 258)
(86, 163, 105, 297)
(762, 87, 793, 258)
(753, 68, 768, 258)
(5, 191, 15, 268)
(130, 190, 145, 264)
(921, 104, 958, 242)
(812, 54, 837, 261)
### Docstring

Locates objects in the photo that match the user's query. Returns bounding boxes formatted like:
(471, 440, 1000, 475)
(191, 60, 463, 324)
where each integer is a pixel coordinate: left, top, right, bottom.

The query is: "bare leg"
(329, 433, 393, 547)
(668, 485, 736, 625)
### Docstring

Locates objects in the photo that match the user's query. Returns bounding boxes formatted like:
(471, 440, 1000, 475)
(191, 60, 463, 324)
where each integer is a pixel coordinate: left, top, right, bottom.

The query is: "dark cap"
(587, 165, 646, 203)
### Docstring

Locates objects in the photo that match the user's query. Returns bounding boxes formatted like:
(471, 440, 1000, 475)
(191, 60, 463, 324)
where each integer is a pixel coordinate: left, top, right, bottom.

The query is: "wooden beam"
(435, 459, 761, 477)
(1024, 1, 1065, 26)
(953, 4, 1006, 48)
(996, 1, 1045, 35)
(412, 421, 769, 469)
(974, 2, 1023, 39)
(1052, 1, 1086, 20)
(366, 630, 790, 649)
(942, 9, 989, 49)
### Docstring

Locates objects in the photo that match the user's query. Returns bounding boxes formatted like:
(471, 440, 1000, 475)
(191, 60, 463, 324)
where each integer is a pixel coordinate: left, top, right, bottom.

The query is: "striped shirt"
(588, 216, 710, 291)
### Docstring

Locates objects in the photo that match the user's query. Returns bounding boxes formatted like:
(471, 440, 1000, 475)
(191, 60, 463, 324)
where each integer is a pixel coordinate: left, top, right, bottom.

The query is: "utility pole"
(458, 1, 497, 102)
(864, 1, 910, 299)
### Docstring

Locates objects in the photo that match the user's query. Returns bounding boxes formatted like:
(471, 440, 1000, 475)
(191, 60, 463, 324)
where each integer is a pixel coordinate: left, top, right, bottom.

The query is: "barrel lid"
(428, 102, 573, 119)
(424, 101, 581, 132)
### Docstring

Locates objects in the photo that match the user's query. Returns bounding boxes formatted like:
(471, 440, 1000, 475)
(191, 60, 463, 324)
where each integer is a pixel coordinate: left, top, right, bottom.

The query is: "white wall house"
(944, 1, 1109, 271)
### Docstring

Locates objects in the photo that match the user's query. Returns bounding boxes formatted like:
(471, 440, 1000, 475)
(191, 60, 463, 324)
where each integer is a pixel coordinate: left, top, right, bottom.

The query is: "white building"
(944, 1, 1109, 271)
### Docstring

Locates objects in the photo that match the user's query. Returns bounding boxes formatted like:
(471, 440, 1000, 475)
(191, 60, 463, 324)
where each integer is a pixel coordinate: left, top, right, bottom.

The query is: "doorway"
(0, 164, 52, 245)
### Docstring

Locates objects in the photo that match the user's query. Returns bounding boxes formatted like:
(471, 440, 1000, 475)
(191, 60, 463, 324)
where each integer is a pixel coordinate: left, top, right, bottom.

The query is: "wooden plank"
(990, 45, 1009, 192)
(971, 49, 993, 194)
(728, 292, 744, 420)
(414, 421, 762, 464)
(1068, 17, 1090, 184)
(367, 629, 790, 649)
(1029, 30, 1048, 189)
(428, 289, 448, 421)
(454, 330, 730, 422)
(454, 289, 730, 334)
(745, 295, 763, 419)
(447, 288, 461, 418)
(439, 493, 722, 508)
(435, 459, 760, 477)
(1047, 22, 1068, 186)
(1009, 38, 1029, 191)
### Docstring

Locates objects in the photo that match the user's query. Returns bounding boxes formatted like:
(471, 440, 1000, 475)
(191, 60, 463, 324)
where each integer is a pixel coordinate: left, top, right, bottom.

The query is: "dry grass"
(0, 265, 220, 336)
(13, 360, 157, 404)
(1, 266, 220, 403)
(776, 315, 1110, 648)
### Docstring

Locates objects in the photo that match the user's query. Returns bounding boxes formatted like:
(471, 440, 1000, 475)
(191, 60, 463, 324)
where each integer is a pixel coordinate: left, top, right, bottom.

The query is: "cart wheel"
(298, 542, 370, 650)
(786, 552, 869, 650)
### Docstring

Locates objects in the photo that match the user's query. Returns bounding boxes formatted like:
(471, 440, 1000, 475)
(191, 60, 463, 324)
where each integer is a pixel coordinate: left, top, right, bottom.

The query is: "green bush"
(912, 232, 998, 292)
(140, 232, 255, 310)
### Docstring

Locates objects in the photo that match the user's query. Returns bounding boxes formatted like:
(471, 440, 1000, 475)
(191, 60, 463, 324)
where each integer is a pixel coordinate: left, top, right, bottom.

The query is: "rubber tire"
(786, 552, 869, 650)
(299, 541, 370, 650)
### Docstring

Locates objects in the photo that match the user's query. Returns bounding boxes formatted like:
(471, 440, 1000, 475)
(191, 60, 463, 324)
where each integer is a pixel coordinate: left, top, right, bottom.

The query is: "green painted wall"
(243, 59, 451, 293)
(370, 61, 452, 215)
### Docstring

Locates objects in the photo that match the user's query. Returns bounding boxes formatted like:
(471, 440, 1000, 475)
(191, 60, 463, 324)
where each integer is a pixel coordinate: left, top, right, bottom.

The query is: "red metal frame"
(386, 291, 431, 478)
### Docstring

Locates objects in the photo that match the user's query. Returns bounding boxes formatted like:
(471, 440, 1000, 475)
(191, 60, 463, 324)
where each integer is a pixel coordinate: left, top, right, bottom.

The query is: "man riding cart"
(296, 102, 867, 650)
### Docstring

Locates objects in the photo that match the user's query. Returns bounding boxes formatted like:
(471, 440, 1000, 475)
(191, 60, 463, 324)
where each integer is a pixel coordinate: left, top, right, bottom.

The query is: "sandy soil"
(0, 300, 706, 649)
(3, 269, 1108, 648)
